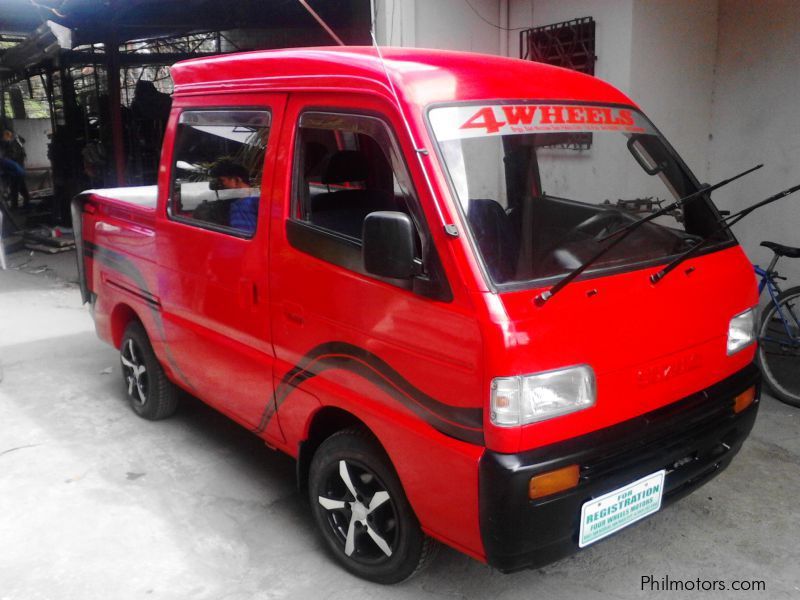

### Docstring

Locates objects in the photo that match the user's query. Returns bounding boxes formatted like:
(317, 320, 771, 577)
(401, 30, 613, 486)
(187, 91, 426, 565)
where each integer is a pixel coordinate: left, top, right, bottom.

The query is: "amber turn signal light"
(529, 464, 580, 500)
(733, 385, 757, 413)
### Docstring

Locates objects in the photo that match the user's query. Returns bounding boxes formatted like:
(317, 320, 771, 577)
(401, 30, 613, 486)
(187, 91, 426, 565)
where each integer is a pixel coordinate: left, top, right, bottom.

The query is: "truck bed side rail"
(71, 193, 92, 304)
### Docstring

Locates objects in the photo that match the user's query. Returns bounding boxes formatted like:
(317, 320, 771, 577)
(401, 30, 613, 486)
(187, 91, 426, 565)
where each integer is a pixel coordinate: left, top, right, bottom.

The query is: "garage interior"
(0, 0, 370, 243)
(1, 1, 798, 598)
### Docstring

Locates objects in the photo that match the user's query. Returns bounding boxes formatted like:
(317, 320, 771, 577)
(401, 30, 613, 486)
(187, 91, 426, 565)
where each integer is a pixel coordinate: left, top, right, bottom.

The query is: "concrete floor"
(1, 258, 799, 600)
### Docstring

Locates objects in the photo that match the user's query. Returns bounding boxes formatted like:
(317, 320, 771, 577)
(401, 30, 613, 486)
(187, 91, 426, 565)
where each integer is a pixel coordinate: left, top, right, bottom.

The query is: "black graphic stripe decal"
(83, 240, 196, 393)
(104, 278, 161, 308)
(82, 234, 483, 444)
(257, 342, 484, 445)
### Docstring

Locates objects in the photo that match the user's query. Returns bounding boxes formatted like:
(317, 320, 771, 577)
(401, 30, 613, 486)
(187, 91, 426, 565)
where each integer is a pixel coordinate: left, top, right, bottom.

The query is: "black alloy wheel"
(309, 428, 437, 583)
(119, 322, 178, 420)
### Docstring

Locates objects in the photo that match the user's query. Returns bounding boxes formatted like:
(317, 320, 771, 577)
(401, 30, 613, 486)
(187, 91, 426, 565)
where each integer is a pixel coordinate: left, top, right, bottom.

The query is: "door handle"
(238, 278, 258, 308)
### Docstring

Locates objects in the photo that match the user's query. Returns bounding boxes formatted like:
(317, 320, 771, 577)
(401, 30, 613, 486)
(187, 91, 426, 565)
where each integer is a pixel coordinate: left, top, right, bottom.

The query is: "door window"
(292, 111, 417, 242)
(170, 110, 270, 236)
(288, 110, 451, 301)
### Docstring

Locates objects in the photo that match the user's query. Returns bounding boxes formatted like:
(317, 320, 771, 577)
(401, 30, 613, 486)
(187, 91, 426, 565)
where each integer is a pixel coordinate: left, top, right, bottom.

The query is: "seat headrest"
(304, 142, 328, 178)
(321, 150, 369, 184)
(468, 198, 508, 222)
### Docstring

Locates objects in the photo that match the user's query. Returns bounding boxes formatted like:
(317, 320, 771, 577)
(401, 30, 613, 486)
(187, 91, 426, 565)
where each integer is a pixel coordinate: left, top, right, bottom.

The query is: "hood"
(482, 245, 758, 453)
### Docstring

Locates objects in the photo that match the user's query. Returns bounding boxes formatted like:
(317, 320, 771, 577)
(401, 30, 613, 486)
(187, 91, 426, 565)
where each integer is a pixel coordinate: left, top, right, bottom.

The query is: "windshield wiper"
(535, 163, 763, 306)
(650, 181, 800, 284)
(596, 163, 763, 243)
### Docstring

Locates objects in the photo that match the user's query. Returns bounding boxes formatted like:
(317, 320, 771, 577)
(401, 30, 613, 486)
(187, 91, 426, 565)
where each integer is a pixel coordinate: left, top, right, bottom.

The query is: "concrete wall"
(374, 0, 505, 201)
(375, 0, 501, 54)
(509, 0, 635, 94)
(630, 1, 718, 182)
(509, 0, 718, 181)
(376, 0, 723, 221)
(505, 1, 719, 210)
(376, 0, 800, 278)
(707, 0, 800, 277)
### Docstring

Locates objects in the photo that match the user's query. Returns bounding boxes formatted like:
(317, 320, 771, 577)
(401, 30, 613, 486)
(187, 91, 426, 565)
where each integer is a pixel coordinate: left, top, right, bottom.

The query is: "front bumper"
(479, 363, 760, 572)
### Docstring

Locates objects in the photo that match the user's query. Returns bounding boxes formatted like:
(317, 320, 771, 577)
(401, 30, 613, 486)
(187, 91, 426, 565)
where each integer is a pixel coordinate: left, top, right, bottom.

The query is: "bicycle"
(754, 241, 800, 407)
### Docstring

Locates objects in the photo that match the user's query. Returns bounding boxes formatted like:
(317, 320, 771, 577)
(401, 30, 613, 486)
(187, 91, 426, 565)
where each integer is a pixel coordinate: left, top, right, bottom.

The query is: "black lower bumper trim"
(479, 363, 760, 572)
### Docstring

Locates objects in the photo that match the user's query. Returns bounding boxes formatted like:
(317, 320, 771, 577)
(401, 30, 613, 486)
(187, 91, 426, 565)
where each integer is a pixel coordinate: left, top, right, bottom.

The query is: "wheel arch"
(296, 406, 382, 494)
(110, 303, 143, 348)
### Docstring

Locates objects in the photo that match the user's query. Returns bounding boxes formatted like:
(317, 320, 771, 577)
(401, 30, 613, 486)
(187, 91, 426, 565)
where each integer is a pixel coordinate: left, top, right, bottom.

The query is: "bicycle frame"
(755, 254, 781, 297)
(755, 256, 800, 346)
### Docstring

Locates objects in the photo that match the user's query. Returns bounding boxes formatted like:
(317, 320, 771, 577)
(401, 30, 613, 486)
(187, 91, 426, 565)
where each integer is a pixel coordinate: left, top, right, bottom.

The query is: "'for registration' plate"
(578, 470, 666, 548)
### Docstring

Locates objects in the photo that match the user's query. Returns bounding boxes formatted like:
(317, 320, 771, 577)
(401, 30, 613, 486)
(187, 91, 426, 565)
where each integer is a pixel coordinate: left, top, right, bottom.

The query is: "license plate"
(578, 470, 666, 548)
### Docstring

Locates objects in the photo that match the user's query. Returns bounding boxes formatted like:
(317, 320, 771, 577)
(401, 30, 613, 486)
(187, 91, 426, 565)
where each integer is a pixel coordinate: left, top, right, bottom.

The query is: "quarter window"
(170, 110, 270, 236)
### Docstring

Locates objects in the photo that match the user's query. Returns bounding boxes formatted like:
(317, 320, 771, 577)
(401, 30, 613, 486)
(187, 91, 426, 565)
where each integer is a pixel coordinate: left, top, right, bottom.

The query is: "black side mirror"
(362, 211, 420, 279)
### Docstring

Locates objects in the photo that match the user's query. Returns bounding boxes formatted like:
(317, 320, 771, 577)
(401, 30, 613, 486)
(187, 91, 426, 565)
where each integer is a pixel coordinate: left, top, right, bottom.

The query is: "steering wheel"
(569, 209, 634, 241)
(539, 209, 636, 273)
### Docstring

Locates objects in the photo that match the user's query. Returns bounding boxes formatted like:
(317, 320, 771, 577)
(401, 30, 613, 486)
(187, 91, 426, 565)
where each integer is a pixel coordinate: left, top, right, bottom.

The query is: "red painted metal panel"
(79, 48, 759, 568)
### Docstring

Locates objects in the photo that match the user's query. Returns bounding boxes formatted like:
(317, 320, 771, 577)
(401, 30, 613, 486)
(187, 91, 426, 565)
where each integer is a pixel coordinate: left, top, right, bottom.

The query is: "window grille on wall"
(520, 16, 596, 74)
(520, 17, 597, 150)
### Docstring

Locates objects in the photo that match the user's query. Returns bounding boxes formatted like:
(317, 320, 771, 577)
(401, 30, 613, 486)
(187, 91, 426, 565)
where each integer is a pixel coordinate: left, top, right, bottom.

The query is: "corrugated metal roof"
(1, 0, 370, 45)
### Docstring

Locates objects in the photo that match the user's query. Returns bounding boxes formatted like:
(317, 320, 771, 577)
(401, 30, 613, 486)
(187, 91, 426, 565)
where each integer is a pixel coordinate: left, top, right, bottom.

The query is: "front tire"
(119, 321, 179, 420)
(757, 287, 800, 407)
(308, 428, 437, 583)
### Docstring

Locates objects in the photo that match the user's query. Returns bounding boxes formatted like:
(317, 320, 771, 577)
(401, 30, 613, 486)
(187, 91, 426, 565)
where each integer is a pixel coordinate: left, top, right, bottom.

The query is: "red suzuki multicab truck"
(73, 47, 760, 583)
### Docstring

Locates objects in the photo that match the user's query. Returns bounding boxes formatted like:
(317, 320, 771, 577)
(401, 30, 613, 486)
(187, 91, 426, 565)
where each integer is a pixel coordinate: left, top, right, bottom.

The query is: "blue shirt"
(230, 195, 258, 233)
(0, 157, 24, 177)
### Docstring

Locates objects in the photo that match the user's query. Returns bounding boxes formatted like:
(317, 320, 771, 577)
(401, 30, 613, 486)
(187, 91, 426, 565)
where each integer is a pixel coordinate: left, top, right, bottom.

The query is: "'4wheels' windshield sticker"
(430, 103, 654, 141)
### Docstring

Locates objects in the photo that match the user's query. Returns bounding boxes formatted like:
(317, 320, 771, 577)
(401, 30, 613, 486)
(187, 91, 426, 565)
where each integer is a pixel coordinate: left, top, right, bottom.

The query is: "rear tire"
(308, 428, 437, 583)
(757, 287, 800, 407)
(119, 321, 179, 420)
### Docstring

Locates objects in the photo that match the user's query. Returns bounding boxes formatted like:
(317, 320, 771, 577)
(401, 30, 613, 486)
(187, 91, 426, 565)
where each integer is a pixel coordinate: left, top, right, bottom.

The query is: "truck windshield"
(429, 102, 730, 286)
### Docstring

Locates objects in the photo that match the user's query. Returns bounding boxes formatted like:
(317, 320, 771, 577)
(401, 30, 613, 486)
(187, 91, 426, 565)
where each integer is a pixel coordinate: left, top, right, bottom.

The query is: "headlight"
(727, 308, 756, 355)
(491, 365, 596, 426)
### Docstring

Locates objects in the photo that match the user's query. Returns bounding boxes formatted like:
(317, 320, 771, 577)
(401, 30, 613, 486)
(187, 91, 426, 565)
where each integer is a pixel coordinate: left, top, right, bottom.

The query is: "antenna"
(297, 0, 345, 46)
(369, 30, 453, 231)
(296, 2, 458, 236)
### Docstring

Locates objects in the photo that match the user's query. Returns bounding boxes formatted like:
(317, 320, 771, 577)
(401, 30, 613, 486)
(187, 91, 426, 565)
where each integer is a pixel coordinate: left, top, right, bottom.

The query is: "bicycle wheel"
(757, 286, 800, 407)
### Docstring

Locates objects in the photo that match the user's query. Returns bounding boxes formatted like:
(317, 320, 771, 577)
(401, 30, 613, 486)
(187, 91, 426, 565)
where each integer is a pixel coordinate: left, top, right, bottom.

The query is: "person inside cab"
(208, 158, 259, 234)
